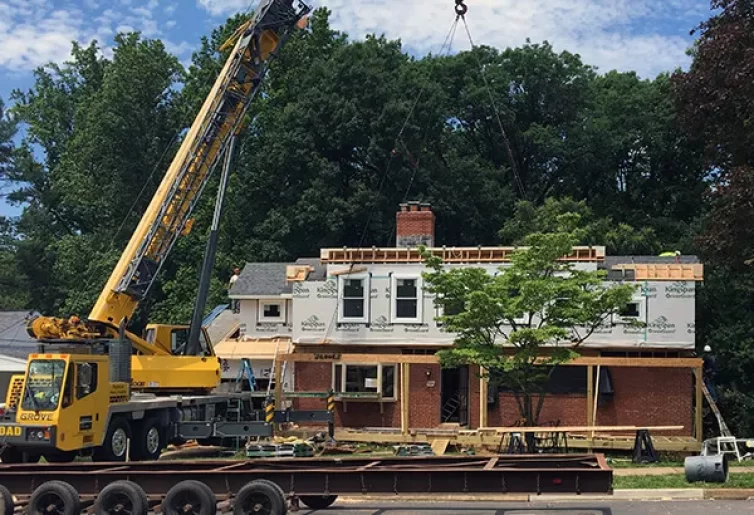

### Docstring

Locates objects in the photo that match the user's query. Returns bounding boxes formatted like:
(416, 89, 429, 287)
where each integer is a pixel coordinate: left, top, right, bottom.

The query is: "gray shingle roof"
(229, 259, 325, 297)
(230, 263, 293, 297)
(603, 255, 701, 269)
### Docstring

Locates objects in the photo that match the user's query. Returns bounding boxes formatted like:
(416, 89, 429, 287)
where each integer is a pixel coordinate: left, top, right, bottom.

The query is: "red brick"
(294, 362, 693, 437)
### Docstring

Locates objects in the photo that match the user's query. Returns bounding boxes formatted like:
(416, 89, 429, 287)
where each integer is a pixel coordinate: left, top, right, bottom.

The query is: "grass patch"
(614, 473, 754, 489)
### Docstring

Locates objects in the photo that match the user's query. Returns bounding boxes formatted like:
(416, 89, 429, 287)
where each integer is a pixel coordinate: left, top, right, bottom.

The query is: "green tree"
(499, 197, 662, 255)
(422, 215, 637, 426)
(8, 35, 184, 318)
(674, 0, 754, 436)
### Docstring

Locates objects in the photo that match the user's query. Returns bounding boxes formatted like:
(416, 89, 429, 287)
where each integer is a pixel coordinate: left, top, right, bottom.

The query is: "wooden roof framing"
(320, 246, 606, 265)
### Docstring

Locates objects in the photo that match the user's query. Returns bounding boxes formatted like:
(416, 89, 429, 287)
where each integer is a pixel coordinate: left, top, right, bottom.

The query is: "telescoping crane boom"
(26, 0, 311, 391)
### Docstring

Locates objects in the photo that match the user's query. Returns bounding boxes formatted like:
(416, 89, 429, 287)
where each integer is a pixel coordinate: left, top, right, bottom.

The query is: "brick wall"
(396, 202, 435, 247)
(294, 362, 442, 428)
(294, 362, 693, 436)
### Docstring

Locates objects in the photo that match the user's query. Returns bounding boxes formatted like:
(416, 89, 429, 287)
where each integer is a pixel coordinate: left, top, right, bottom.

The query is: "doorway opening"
(441, 366, 469, 426)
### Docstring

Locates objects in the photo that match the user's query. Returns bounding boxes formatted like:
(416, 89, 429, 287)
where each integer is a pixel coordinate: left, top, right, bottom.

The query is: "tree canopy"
(422, 217, 637, 426)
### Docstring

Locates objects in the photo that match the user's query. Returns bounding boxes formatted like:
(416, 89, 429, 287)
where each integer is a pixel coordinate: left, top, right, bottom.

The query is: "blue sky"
(0, 0, 712, 218)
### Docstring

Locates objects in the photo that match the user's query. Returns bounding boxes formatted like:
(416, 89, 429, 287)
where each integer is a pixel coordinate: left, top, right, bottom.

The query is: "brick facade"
(396, 202, 435, 247)
(295, 361, 693, 436)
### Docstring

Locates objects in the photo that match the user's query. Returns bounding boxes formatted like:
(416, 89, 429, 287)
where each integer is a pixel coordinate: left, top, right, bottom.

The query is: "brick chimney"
(396, 201, 435, 247)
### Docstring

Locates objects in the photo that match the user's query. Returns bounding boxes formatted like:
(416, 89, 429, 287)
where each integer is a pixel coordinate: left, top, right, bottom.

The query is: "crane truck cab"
(0, 353, 130, 463)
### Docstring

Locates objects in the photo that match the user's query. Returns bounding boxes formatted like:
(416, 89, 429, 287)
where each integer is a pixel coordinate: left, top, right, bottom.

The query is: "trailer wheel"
(233, 480, 285, 515)
(93, 417, 132, 462)
(94, 480, 148, 515)
(0, 484, 14, 515)
(300, 495, 338, 510)
(132, 417, 164, 461)
(162, 480, 216, 515)
(29, 480, 80, 515)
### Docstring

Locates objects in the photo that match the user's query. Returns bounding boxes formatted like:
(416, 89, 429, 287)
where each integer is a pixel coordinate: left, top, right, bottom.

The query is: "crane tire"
(93, 417, 132, 462)
(132, 417, 164, 461)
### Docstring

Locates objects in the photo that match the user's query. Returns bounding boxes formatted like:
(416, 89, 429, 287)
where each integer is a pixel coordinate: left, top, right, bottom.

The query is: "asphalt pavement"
(300, 500, 753, 514)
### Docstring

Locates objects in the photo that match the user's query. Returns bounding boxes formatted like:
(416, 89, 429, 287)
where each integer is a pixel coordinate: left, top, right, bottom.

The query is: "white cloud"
(197, 0, 249, 17)
(0, 0, 191, 73)
(310, 0, 708, 78)
(196, 0, 708, 78)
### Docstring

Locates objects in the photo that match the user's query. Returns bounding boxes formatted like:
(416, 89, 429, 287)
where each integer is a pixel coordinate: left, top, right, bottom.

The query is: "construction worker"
(229, 267, 241, 313)
(702, 344, 718, 402)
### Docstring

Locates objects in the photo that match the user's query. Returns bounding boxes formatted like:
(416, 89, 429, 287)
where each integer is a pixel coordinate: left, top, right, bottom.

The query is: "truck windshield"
(21, 360, 66, 411)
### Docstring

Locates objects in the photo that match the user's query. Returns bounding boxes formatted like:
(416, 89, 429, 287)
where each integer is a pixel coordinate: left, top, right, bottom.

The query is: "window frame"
(614, 297, 646, 324)
(332, 363, 398, 401)
(338, 273, 370, 324)
(258, 300, 286, 323)
(390, 274, 423, 324)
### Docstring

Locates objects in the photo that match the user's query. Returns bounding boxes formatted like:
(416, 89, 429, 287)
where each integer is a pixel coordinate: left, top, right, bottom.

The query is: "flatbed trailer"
(0, 454, 612, 515)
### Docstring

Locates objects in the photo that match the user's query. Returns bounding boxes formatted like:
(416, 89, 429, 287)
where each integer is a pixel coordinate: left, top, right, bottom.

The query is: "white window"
(258, 301, 286, 323)
(614, 298, 645, 323)
(390, 275, 423, 323)
(435, 294, 464, 327)
(338, 274, 370, 323)
(332, 363, 397, 400)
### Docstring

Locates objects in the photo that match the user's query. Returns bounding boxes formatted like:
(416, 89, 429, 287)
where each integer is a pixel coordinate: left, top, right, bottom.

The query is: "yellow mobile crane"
(0, 0, 318, 464)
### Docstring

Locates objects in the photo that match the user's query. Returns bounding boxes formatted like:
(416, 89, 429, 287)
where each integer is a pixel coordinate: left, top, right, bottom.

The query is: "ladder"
(702, 380, 732, 438)
(266, 339, 293, 397)
(236, 358, 257, 392)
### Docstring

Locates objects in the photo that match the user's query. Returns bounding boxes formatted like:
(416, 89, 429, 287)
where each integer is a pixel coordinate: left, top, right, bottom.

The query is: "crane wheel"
(300, 495, 338, 509)
(162, 480, 216, 515)
(93, 417, 132, 462)
(28, 480, 80, 515)
(0, 484, 14, 515)
(233, 480, 286, 515)
(44, 451, 78, 463)
(132, 417, 165, 461)
(94, 480, 148, 515)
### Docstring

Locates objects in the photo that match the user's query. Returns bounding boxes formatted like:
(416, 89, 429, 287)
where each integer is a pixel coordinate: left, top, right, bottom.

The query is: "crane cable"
(456, 1, 526, 198)
(317, 14, 463, 345)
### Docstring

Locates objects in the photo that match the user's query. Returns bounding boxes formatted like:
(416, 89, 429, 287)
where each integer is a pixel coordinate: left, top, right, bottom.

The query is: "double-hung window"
(614, 298, 644, 323)
(338, 274, 369, 323)
(391, 275, 422, 323)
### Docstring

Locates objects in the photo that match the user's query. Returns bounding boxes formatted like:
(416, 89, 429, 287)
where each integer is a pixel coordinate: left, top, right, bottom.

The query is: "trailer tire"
(94, 480, 148, 515)
(132, 417, 164, 461)
(29, 480, 80, 515)
(233, 480, 285, 515)
(162, 480, 216, 515)
(93, 417, 132, 462)
(300, 495, 338, 509)
(0, 484, 14, 515)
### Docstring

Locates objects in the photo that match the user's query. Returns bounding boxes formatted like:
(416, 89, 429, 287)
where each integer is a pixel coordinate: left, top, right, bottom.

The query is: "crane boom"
(28, 0, 310, 350)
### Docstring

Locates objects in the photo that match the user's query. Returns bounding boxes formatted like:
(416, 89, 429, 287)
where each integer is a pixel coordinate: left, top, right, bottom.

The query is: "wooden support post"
(591, 365, 601, 441)
(479, 367, 489, 429)
(695, 366, 703, 442)
(400, 363, 410, 436)
(274, 358, 283, 430)
(586, 365, 594, 451)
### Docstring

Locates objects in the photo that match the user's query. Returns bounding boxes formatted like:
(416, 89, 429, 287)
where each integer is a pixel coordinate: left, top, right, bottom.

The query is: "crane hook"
(455, 0, 468, 16)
